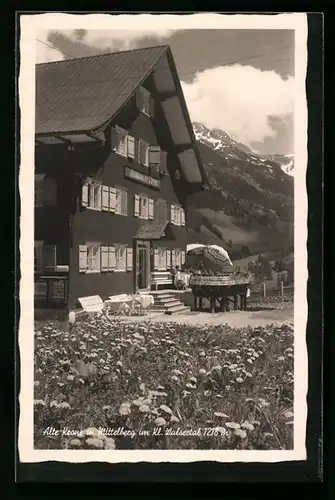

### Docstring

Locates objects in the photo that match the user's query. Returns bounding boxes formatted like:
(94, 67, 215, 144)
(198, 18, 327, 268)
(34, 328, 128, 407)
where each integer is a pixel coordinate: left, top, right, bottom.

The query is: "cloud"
(181, 65, 294, 147)
(35, 28, 294, 149)
(36, 28, 177, 63)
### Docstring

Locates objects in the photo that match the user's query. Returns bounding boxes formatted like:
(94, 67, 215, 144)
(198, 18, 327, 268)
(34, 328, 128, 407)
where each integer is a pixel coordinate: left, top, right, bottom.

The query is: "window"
(136, 87, 151, 116)
(114, 126, 128, 156)
(82, 179, 102, 210)
(34, 281, 47, 299)
(115, 244, 127, 271)
(50, 279, 67, 302)
(139, 196, 148, 219)
(172, 249, 186, 268)
(35, 175, 57, 207)
(137, 139, 149, 166)
(170, 204, 186, 226)
(84, 243, 101, 272)
(115, 187, 128, 215)
(154, 247, 167, 271)
(155, 199, 167, 222)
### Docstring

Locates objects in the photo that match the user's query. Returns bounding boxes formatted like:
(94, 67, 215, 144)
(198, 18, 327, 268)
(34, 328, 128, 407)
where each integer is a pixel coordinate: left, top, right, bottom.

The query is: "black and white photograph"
(19, 13, 308, 463)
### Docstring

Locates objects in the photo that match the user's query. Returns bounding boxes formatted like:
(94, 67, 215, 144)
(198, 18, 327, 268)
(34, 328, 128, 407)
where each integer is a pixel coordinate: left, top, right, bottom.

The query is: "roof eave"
(164, 47, 210, 190)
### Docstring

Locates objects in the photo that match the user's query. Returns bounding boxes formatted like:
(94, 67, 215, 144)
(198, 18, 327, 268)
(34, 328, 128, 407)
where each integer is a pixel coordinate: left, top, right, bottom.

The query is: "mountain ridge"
(187, 123, 294, 260)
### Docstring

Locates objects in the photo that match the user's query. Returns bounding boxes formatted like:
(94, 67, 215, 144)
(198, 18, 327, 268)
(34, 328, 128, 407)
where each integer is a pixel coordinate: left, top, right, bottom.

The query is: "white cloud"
(181, 65, 294, 146)
(36, 28, 178, 63)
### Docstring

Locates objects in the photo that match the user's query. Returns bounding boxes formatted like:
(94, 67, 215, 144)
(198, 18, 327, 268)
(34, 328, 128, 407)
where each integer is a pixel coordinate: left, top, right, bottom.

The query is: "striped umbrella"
(186, 245, 233, 273)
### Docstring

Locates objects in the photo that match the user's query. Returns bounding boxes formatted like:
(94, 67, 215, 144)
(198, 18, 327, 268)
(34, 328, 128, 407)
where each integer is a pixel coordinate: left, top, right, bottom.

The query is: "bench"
(150, 271, 173, 291)
(78, 295, 113, 322)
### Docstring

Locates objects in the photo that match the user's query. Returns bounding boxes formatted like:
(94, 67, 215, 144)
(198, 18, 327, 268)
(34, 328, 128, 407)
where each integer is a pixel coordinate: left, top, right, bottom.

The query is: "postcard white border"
(19, 12, 308, 464)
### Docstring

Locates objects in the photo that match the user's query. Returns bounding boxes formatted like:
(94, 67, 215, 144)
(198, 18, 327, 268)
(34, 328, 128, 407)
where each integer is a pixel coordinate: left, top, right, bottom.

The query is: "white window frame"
(83, 179, 102, 211)
(86, 243, 101, 273)
(115, 186, 128, 216)
(137, 87, 151, 116)
(115, 126, 128, 157)
(139, 194, 149, 220)
(170, 205, 184, 226)
(137, 139, 149, 166)
(115, 244, 127, 272)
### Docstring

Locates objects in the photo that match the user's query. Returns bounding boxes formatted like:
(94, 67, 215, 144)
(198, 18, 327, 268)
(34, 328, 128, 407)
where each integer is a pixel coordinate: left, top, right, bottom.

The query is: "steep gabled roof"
(35, 45, 209, 188)
(35, 45, 168, 135)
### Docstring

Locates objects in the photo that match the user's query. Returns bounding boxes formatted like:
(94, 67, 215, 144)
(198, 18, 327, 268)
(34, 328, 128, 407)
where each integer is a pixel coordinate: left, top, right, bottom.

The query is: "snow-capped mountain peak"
(192, 122, 294, 177)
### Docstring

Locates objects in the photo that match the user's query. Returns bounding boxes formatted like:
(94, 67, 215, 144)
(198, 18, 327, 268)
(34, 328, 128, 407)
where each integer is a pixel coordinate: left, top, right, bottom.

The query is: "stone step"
(153, 293, 173, 301)
(155, 297, 181, 307)
(164, 304, 191, 315)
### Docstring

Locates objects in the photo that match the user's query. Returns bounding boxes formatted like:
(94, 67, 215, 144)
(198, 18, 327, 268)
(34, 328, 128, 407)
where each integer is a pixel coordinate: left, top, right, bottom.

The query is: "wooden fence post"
(262, 282, 266, 298)
(280, 281, 284, 297)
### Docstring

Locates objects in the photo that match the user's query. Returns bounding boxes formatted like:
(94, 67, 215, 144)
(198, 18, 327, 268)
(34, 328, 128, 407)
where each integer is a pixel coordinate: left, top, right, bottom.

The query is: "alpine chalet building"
(34, 45, 208, 311)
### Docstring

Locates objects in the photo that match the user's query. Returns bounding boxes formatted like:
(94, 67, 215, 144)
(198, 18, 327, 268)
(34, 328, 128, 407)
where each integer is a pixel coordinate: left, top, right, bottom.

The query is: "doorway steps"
(150, 291, 191, 315)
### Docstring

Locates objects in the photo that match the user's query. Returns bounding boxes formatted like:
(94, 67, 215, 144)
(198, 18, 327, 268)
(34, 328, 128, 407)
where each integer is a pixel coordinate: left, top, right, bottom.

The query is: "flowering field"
(34, 318, 294, 450)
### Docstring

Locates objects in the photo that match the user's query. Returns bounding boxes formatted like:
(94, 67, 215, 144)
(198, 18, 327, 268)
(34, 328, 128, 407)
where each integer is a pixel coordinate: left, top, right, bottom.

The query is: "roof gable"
(35, 45, 168, 135)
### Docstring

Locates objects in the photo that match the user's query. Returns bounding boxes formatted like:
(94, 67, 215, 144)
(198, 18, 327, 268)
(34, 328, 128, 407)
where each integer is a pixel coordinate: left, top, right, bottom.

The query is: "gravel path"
(112, 306, 294, 328)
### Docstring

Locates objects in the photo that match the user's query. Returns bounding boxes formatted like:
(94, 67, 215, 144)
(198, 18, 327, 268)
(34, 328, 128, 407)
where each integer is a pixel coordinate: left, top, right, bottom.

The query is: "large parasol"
(186, 244, 234, 273)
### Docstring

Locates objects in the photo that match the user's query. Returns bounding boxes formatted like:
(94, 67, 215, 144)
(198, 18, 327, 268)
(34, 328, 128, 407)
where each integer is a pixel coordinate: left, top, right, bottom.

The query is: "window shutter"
(96, 185, 102, 210)
(79, 245, 87, 272)
(82, 183, 88, 207)
(43, 245, 57, 270)
(160, 150, 167, 172)
(126, 247, 133, 271)
(154, 248, 159, 270)
(170, 204, 175, 224)
(120, 246, 126, 271)
(148, 146, 161, 166)
(171, 249, 176, 268)
(149, 96, 155, 118)
(127, 136, 135, 158)
(148, 198, 154, 220)
(134, 194, 140, 217)
(175, 207, 181, 226)
(109, 187, 116, 212)
(166, 249, 171, 269)
(43, 178, 57, 205)
(181, 250, 186, 265)
(101, 246, 109, 271)
(121, 189, 128, 215)
(95, 246, 101, 272)
(102, 186, 109, 211)
(108, 246, 116, 271)
(181, 209, 186, 226)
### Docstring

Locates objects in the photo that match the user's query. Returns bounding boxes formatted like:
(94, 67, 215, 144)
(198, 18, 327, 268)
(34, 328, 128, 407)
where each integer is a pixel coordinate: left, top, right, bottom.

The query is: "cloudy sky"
(36, 23, 295, 155)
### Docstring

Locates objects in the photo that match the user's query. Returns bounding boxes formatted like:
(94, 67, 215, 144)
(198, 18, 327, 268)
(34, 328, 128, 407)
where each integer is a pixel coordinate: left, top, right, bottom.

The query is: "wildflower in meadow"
(214, 412, 229, 418)
(34, 399, 46, 406)
(85, 437, 104, 449)
(234, 429, 247, 439)
(170, 415, 179, 423)
(160, 405, 173, 415)
(236, 377, 244, 384)
(139, 404, 150, 413)
(69, 438, 82, 448)
(225, 422, 240, 430)
(105, 437, 116, 449)
(119, 402, 131, 416)
(154, 417, 167, 426)
(241, 421, 255, 431)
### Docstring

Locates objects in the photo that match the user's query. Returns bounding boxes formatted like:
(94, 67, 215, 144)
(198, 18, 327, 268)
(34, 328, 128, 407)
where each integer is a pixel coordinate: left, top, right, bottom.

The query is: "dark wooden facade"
(34, 46, 207, 311)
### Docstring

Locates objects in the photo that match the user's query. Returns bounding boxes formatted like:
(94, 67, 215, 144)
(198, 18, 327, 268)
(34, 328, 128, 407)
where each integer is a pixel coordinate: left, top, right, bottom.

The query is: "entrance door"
(136, 241, 150, 291)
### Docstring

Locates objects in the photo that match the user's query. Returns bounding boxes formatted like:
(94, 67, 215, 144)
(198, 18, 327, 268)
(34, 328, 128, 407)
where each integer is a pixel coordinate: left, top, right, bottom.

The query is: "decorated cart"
(186, 244, 253, 313)
(189, 273, 253, 313)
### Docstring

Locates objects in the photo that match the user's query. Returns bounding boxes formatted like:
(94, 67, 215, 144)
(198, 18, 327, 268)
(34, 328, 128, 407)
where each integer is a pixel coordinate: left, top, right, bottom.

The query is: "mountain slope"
(187, 123, 294, 259)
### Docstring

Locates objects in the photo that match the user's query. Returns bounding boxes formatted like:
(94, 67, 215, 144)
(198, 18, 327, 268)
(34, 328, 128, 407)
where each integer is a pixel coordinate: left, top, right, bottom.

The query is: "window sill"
(85, 206, 102, 212)
(85, 270, 101, 274)
(114, 269, 126, 273)
(140, 109, 151, 118)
